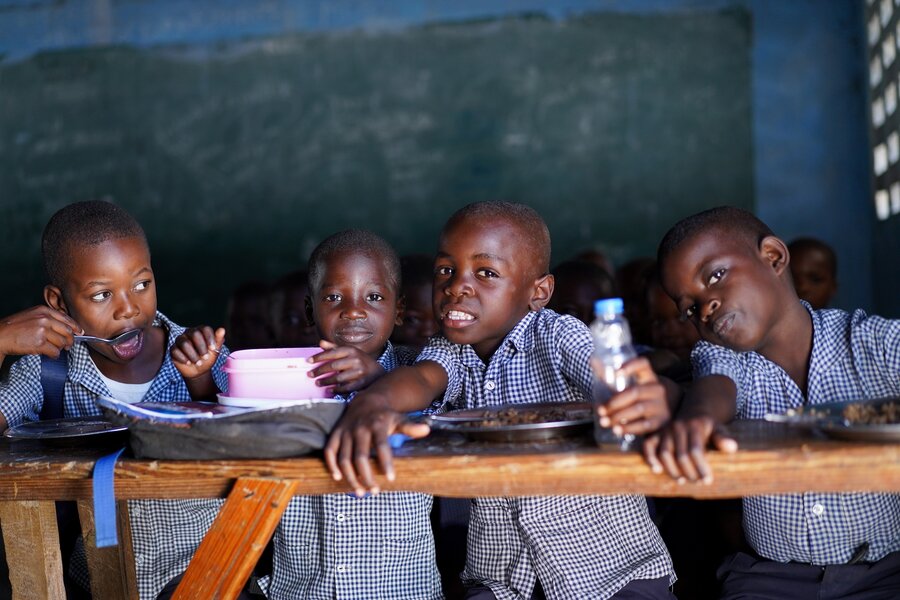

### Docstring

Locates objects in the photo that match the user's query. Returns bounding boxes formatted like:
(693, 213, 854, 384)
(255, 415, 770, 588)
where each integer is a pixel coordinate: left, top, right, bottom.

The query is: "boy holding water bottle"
(325, 202, 677, 599)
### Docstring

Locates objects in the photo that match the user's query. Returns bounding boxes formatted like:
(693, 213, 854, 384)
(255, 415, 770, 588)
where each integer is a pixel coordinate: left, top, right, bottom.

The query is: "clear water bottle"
(590, 297, 637, 448)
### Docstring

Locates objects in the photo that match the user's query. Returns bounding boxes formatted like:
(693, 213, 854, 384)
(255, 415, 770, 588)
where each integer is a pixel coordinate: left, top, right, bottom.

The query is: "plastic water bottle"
(590, 297, 637, 448)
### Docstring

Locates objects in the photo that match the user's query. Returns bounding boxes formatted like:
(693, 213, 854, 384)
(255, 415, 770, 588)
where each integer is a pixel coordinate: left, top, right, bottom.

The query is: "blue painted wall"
(0, 0, 876, 313)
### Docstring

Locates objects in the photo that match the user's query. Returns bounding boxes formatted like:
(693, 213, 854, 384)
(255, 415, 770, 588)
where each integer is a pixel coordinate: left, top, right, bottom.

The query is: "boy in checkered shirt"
(326, 202, 677, 600)
(258, 229, 442, 600)
(644, 206, 900, 599)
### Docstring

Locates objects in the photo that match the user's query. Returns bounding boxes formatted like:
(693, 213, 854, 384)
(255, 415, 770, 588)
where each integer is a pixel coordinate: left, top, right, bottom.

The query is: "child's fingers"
(641, 434, 664, 474)
(618, 356, 658, 384)
(213, 327, 226, 352)
(711, 425, 739, 453)
(351, 428, 380, 495)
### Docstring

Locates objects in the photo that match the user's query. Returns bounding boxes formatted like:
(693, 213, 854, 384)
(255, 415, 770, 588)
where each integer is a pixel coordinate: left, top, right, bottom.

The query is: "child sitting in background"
(547, 259, 617, 325)
(787, 236, 838, 309)
(644, 267, 699, 384)
(615, 256, 656, 347)
(268, 269, 319, 348)
(645, 206, 900, 600)
(391, 253, 439, 353)
(225, 279, 275, 350)
(0, 200, 231, 600)
(326, 202, 676, 600)
(258, 229, 441, 600)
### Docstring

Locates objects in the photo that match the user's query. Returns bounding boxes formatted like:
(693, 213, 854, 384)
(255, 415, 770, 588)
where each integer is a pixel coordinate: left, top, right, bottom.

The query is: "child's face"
(434, 217, 548, 361)
(647, 282, 700, 361)
(789, 247, 836, 310)
(309, 251, 402, 359)
(660, 230, 786, 353)
(392, 281, 438, 350)
(548, 278, 602, 325)
(47, 236, 157, 364)
(274, 284, 319, 347)
(227, 292, 274, 351)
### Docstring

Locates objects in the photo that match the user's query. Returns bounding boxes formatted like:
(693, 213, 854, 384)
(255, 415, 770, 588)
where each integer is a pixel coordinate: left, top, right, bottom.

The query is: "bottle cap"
(594, 297, 624, 316)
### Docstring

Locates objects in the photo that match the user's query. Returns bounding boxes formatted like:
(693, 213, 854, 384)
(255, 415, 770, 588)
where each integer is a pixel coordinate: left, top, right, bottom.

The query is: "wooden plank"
(172, 477, 298, 600)
(77, 499, 138, 600)
(0, 501, 65, 600)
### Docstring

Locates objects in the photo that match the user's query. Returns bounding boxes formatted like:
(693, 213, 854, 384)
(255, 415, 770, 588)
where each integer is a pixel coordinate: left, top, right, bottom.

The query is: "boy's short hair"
(444, 201, 551, 276)
(41, 200, 147, 287)
(788, 237, 837, 277)
(657, 205, 774, 265)
(308, 229, 401, 293)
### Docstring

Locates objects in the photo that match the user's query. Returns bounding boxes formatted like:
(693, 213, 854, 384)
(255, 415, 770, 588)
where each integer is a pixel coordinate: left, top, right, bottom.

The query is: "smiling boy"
(0, 200, 229, 599)
(644, 206, 900, 599)
(258, 230, 442, 600)
(325, 202, 676, 600)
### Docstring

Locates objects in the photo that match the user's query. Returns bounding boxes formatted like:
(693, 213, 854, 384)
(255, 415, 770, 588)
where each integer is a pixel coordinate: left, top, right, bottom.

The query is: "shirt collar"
(458, 310, 538, 368)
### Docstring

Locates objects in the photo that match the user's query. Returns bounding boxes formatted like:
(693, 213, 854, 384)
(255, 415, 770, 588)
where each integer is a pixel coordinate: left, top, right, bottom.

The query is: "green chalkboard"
(0, 11, 752, 324)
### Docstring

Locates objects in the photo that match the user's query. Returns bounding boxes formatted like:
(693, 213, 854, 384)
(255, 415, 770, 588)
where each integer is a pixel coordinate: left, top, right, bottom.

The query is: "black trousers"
(718, 550, 900, 600)
(464, 576, 676, 600)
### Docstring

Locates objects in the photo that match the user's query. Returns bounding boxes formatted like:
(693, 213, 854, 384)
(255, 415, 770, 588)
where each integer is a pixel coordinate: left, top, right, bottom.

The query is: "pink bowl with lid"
(223, 347, 334, 400)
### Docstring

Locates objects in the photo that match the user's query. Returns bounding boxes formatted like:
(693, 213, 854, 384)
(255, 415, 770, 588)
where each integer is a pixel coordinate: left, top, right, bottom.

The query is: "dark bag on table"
(97, 397, 345, 460)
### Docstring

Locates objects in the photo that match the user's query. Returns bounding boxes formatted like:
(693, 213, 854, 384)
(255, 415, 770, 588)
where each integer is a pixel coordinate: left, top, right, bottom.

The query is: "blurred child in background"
(391, 253, 439, 353)
(225, 280, 275, 350)
(269, 269, 319, 348)
(787, 236, 838, 310)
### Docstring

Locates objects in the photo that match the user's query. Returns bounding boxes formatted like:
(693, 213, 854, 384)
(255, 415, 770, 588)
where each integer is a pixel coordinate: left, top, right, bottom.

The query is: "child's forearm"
(679, 374, 738, 424)
(184, 373, 220, 401)
(353, 361, 448, 413)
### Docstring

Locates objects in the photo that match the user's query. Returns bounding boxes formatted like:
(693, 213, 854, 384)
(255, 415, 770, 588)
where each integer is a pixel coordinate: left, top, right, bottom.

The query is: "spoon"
(74, 329, 140, 345)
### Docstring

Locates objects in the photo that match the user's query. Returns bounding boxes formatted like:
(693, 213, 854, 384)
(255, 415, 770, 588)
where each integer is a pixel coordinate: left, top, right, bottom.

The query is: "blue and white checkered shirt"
(418, 309, 674, 600)
(260, 341, 443, 600)
(0, 311, 230, 600)
(692, 302, 900, 565)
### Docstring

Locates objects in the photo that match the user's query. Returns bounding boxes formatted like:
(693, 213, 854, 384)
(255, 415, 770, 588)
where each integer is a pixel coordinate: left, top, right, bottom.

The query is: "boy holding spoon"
(0, 200, 238, 599)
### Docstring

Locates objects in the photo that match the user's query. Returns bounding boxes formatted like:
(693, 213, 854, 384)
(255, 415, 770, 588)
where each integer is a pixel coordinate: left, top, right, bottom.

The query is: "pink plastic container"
(223, 347, 334, 400)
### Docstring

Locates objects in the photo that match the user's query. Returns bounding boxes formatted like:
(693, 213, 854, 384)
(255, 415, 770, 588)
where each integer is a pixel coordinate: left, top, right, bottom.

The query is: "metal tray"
(4, 416, 127, 441)
(428, 401, 592, 442)
(764, 397, 900, 442)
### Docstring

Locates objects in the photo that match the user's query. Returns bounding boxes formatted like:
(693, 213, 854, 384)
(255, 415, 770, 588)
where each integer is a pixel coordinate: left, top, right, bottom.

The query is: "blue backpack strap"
(40, 349, 68, 421)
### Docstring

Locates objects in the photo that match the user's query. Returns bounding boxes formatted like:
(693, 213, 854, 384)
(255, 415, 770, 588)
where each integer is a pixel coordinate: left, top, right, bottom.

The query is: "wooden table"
(1, 420, 898, 599)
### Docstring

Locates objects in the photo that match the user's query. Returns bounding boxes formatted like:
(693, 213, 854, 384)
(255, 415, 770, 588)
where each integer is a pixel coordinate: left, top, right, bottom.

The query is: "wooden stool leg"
(0, 500, 66, 600)
(77, 499, 138, 600)
(172, 478, 298, 600)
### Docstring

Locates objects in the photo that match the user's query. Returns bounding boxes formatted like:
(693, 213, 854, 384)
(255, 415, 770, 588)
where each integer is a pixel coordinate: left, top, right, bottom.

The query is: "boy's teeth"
(447, 310, 474, 321)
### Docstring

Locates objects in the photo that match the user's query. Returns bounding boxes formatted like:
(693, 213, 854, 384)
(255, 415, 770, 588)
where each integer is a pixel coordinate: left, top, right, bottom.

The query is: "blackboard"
(0, 10, 752, 325)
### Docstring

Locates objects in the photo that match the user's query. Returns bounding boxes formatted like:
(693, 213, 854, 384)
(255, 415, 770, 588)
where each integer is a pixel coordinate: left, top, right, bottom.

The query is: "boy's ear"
(44, 285, 67, 314)
(528, 274, 555, 311)
(395, 294, 406, 327)
(760, 236, 790, 276)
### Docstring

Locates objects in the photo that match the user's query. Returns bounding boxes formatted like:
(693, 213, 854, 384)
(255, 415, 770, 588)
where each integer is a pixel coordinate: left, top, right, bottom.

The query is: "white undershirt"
(98, 373, 153, 404)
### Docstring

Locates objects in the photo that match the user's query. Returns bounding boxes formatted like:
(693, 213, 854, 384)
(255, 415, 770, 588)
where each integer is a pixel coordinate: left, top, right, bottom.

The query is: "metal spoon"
(74, 329, 140, 345)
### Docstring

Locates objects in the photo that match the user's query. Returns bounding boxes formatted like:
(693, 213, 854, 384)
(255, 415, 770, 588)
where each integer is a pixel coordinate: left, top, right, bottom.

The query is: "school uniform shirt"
(418, 309, 675, 600)
(692, 302, 900, 565)
(0, 311, 230, 600)
(259, 341, 442, 600)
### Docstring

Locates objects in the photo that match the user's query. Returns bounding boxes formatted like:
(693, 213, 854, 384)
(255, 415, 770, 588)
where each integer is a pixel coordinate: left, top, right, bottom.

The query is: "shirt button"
(336, 565, 346, 573)
(135, 555, 144, 566)
(485, 381, 496, 391)
(131, 507, 142, 517)
(336, 513, 345, 522)
(812, 503, 825, 516)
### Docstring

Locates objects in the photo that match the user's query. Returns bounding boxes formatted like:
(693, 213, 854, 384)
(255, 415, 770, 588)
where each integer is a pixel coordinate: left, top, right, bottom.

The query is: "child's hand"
(642, 416, 738, 485)
(0, 305, 80, 359)
(171, 326, 225, 379)
(324, 394, 430, 496)
(597, 357, 670, 436)
(308, 340, 387, 394)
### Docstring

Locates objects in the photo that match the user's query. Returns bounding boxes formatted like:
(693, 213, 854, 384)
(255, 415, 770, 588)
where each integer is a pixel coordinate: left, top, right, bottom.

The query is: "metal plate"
(4, 416, 127, 440)
(428, 401, 593, 442)
(765, 398, 900, 442)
